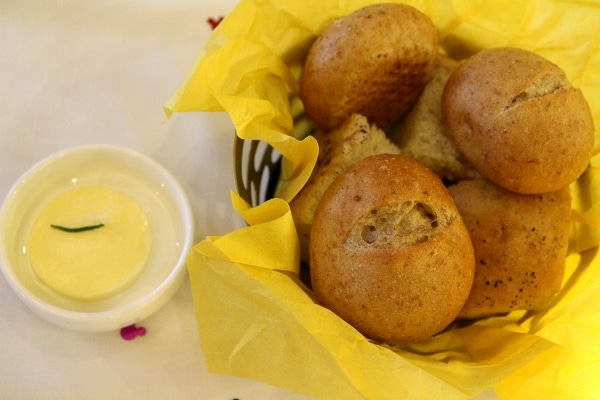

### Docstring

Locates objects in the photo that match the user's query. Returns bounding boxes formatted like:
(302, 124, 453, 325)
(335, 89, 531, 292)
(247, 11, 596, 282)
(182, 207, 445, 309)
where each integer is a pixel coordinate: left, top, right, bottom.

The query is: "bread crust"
(442, 47, 595, 194)
(300, 3, 438, 131)
(448, 178, 571, 318)
(310, 154, 475, 343)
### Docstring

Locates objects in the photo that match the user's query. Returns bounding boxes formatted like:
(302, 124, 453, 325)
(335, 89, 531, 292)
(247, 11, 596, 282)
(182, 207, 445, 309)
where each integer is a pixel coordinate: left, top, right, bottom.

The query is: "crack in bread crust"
(345, 201, 454, 250)
(504, 72, 572, 111)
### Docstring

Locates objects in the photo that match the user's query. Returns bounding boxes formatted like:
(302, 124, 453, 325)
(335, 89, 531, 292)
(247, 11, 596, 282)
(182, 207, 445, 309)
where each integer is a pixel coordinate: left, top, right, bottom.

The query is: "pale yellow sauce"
(27, 185, 151, 301)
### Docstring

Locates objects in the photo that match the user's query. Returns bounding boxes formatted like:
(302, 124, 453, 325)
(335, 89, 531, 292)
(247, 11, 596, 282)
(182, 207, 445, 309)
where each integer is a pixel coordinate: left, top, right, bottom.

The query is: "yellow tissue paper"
(165, 0, 600, 399)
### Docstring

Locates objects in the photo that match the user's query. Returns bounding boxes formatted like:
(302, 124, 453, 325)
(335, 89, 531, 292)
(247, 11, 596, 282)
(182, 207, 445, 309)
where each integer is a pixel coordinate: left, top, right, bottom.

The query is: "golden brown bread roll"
(300, 3, 438, 131)
(310, 154, 475, 343)
(390, 54, 480, 183)
(290, 113, 400, 265)
(442, 47, 595, 194)
(448, 178, 571, 318)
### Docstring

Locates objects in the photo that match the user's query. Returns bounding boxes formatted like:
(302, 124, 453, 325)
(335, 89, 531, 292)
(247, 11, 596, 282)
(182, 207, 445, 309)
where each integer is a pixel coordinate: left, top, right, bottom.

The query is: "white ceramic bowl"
(0, 144, 194, 332)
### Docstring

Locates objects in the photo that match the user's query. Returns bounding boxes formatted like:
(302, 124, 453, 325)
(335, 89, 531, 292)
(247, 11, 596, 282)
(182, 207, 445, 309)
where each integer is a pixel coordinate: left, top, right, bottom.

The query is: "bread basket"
(166, 1, 600, 399)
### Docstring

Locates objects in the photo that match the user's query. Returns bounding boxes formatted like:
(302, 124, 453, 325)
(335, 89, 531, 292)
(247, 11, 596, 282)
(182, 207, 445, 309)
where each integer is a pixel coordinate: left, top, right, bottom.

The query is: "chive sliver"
(50, 223, 105, 233)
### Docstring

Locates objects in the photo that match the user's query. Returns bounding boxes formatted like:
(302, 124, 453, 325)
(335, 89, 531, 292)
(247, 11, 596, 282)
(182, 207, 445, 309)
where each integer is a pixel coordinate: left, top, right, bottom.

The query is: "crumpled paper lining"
(165, 0, 600, 399)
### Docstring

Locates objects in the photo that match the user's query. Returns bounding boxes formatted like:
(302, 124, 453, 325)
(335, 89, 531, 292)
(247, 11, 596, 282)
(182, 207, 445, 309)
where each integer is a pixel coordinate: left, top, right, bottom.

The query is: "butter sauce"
(26, 185, 151, 301)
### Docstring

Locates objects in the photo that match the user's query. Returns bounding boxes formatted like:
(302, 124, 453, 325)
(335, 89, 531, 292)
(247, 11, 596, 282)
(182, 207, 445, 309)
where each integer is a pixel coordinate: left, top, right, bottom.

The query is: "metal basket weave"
(233, 94, 315, 207)
(233, 133, 314, 285)
(233, 135, 282, 208)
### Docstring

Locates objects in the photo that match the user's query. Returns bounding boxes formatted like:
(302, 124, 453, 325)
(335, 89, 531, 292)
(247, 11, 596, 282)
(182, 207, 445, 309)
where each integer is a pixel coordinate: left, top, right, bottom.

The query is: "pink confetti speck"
(120, 324, 146, 340)
(207, 16, 224, 30)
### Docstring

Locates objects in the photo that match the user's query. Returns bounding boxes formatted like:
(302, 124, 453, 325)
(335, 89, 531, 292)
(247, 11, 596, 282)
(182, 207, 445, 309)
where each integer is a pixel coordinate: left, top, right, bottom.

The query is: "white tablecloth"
(0, 1, 316, 399)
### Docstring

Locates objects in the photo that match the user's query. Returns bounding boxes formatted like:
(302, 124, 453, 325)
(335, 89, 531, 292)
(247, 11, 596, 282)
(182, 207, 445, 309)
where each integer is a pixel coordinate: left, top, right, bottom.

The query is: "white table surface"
(0, 2, 501, 399)
(0, 1, 318, 399)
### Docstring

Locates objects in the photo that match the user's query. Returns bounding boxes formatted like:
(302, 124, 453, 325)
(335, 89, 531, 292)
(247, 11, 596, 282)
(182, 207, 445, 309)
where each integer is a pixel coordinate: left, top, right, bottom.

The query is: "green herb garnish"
(50, 223, 105, 233)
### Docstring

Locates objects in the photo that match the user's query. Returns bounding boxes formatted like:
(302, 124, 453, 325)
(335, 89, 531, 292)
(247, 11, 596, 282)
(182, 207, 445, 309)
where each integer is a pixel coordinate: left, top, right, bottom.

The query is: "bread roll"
(442, 47, 595, 194)
(300, 3, 438, 131)
(390, 54, 480, 183)
(290, 113, 400, 265)
(448, 178, 571, 318)
(310, 154, 475, 343)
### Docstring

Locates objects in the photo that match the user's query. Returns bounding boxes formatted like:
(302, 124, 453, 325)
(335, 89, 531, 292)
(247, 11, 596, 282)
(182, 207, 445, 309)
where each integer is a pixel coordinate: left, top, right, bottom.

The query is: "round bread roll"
(310, 154, 475, 343)
(442, 47, 595, 194)
(300, 3, 438, 131)
(448, 178, 571, 318)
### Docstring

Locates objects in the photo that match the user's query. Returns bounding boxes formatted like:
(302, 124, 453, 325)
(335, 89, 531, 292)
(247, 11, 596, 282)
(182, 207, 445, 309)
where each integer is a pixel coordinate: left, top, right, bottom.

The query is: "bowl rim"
(0, 143, 195, 331)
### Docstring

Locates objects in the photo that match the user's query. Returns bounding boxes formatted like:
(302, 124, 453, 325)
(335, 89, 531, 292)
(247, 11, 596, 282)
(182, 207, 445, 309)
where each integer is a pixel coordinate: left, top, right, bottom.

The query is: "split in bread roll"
(442, 47, 595, 194)
(448, 178, 571, 318)
(300, 3, 438, 131)
(310, 154, 475, 343)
